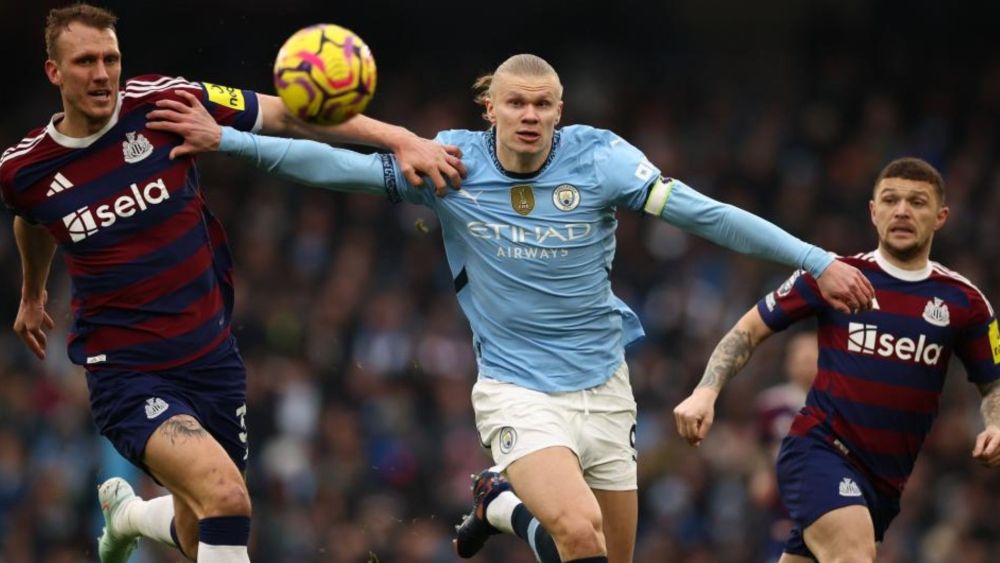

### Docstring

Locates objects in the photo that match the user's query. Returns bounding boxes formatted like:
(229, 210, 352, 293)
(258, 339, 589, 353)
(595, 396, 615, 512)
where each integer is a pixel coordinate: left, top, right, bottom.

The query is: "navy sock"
(198, 515, 251, 547)
(512, 503, 561, 563)
(169, 518, 192, 560)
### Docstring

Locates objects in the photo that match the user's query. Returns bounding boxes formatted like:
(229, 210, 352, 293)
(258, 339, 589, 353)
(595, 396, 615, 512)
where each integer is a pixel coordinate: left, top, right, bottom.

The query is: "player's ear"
(485, 98, 497, 125)
(934, 205, 949, 231)
(869, 199, 877, 227)
(44, 59, 61, 87)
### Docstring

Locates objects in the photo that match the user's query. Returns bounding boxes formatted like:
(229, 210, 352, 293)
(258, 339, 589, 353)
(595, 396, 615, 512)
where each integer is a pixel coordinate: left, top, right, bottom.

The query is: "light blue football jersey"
(391, 126, 657, 391)
(218, 125, 832, 393)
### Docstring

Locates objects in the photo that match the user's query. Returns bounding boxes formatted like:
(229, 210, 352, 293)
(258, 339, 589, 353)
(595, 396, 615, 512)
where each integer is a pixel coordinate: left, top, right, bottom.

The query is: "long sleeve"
(648, 178, 834, 277)
(218, 126, 396, 196)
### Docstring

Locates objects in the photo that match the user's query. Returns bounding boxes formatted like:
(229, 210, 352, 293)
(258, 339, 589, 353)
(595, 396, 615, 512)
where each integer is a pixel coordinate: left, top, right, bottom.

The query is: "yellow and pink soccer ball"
(273, 24, 377, 125)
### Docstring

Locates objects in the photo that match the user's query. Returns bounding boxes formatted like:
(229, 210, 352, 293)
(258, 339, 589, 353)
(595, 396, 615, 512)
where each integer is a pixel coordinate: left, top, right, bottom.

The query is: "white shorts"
(471, 362, 638, 491)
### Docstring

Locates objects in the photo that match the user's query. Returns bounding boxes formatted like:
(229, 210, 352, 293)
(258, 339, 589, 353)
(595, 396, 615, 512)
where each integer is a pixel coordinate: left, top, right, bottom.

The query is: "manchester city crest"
(510, 185, 534, 216)
(552, 184, 580, 211)
(499, 426, 517, 454)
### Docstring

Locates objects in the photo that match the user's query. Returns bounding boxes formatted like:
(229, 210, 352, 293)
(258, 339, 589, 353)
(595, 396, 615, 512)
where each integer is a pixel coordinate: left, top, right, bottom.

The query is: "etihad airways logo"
(62, 178, 171, 242)
(847, 322, 943, 366)
(467, 222, 592, 244)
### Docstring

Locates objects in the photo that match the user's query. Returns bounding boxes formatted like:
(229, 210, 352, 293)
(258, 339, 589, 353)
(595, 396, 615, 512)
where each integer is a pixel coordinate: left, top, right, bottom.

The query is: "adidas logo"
(839, 477, 862, 497)
(144, 397, 169, 419)
(46, 172, 73, 196)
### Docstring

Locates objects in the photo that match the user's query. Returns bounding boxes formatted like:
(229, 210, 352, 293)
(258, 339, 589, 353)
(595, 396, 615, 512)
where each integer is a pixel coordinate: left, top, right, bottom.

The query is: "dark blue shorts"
(775, 435, 900, 560)
(86, 339, 248, 480)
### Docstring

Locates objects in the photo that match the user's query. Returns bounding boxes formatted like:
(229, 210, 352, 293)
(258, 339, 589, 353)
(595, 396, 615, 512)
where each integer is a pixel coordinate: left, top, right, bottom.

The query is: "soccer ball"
(273, 24, 377, 125)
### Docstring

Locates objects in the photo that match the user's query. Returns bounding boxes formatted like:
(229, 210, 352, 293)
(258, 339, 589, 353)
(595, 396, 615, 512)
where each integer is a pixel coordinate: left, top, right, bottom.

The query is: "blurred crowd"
(2, 1, 1000, 562)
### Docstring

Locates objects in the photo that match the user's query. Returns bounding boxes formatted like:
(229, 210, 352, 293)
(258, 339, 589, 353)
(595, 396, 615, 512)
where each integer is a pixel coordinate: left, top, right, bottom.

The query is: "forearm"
(981, 380, 1000, 427)
(695, 309, 772, 393)
(696, 326, 755, 394)
(258, 94, 411, 150)
(13, 217, 56, 301)
(660, 181, 834, 277)
(218, 127, 392, 195)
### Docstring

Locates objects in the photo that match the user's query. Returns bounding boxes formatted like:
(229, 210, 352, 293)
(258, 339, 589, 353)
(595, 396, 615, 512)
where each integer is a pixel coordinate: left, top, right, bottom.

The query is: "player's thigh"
(777, 553, 815, 563)
(802, 505, 876, 562)
(505, 446, 604, 540)
(143, 414, 248, 517)
(592, 488, 636, 563)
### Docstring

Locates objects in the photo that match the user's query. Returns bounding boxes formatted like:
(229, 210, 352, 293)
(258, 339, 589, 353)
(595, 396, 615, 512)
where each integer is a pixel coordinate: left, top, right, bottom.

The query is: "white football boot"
(97, 477, 140, 563)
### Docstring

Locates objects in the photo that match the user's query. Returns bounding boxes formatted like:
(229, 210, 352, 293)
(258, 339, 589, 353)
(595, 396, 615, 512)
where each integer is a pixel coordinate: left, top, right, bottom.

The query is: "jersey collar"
(46, 93, 123, 149)
(485, 127, 561, 179)
(874, 247, 932, 281)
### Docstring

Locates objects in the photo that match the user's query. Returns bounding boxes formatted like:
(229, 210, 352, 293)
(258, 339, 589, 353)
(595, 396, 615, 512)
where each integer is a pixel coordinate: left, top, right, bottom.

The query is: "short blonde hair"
(45, 3, 118, 60)
(472, 54, 562, 121)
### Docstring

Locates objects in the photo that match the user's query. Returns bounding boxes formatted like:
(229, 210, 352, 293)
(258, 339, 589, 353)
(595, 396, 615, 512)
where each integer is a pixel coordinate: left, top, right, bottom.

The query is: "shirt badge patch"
(922, 297, 950, 327)
(552, 184, 580, 211)
(510, 185, 534, 216)
(122, 131, 154, 164)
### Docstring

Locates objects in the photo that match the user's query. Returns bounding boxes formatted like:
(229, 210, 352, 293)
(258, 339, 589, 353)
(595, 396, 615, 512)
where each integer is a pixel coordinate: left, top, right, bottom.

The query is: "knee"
(547, 510, 604, 556)
(202, 477, 251, 517)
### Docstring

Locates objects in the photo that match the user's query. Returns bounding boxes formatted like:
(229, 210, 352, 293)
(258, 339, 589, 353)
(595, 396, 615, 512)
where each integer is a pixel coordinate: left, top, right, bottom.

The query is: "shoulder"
(840, 252, 879, 270)
(1, 126, 50, 177)
(434, 128, 486, 148)
(122, 74, 202, 104)
(929, 261, 995, 317)
(560, 124, 617, 152)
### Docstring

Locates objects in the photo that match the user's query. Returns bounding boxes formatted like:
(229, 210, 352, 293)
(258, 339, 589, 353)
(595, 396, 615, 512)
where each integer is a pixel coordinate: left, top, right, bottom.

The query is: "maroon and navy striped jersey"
(0, 75, 261, 370)
(757, 250, 1000, 496)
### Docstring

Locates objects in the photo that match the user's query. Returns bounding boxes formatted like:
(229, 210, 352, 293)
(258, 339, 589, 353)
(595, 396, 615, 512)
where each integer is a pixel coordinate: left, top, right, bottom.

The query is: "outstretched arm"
(147, 91, 399, 195)
(673, 307, 774, 446)
(648, 178, 875, 314)
(258, 93, 464, 194)
(13, 217, 56, 360)
(973, 380, 1000, 467)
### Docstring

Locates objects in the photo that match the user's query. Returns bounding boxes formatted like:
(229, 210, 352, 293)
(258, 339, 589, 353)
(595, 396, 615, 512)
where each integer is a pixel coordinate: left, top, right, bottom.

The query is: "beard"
(881, 236, 929, 263)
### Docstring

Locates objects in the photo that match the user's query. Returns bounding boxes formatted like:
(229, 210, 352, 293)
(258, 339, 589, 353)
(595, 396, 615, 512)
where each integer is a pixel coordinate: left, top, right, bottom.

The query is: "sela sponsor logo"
(144, 397, 169, 419)
(62, 178, 170, 242)
(839, 477, 862, 497)
(122, 131, 154, 164)
(85, 354, 106, 365)
(847, 322, 943, 366)
(46, 172, 74, 196)
(922, 297, 950, 327)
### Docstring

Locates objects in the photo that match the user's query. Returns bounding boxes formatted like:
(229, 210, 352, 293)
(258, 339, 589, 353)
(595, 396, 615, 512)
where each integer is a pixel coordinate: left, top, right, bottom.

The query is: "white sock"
(485, 490, 519, 534)
(116, 495, 176, 546)
(197, 543, 251, 562)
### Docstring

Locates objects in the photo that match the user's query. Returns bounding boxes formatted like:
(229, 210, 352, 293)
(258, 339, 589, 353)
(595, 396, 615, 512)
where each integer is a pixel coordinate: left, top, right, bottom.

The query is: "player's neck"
(496, 143, 550, 175)
(57, 105, 112, 138)
(877, 245, 930, 271)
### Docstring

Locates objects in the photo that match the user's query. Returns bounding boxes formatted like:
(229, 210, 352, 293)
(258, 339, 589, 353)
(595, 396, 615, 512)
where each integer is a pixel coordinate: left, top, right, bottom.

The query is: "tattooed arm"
(673, 307, 775, 446)
(972, 380, 1000, 467)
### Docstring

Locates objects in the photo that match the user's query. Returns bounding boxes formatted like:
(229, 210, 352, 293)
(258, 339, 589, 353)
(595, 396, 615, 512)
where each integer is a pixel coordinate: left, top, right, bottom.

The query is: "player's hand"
(391, 133, 467, 196)
(816, 260, 876, 315)
(146, 90, 223, 159)
(13, 291, 55, 360)
(972, 425, 1000, 467)
(673, 387, 719, 447)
